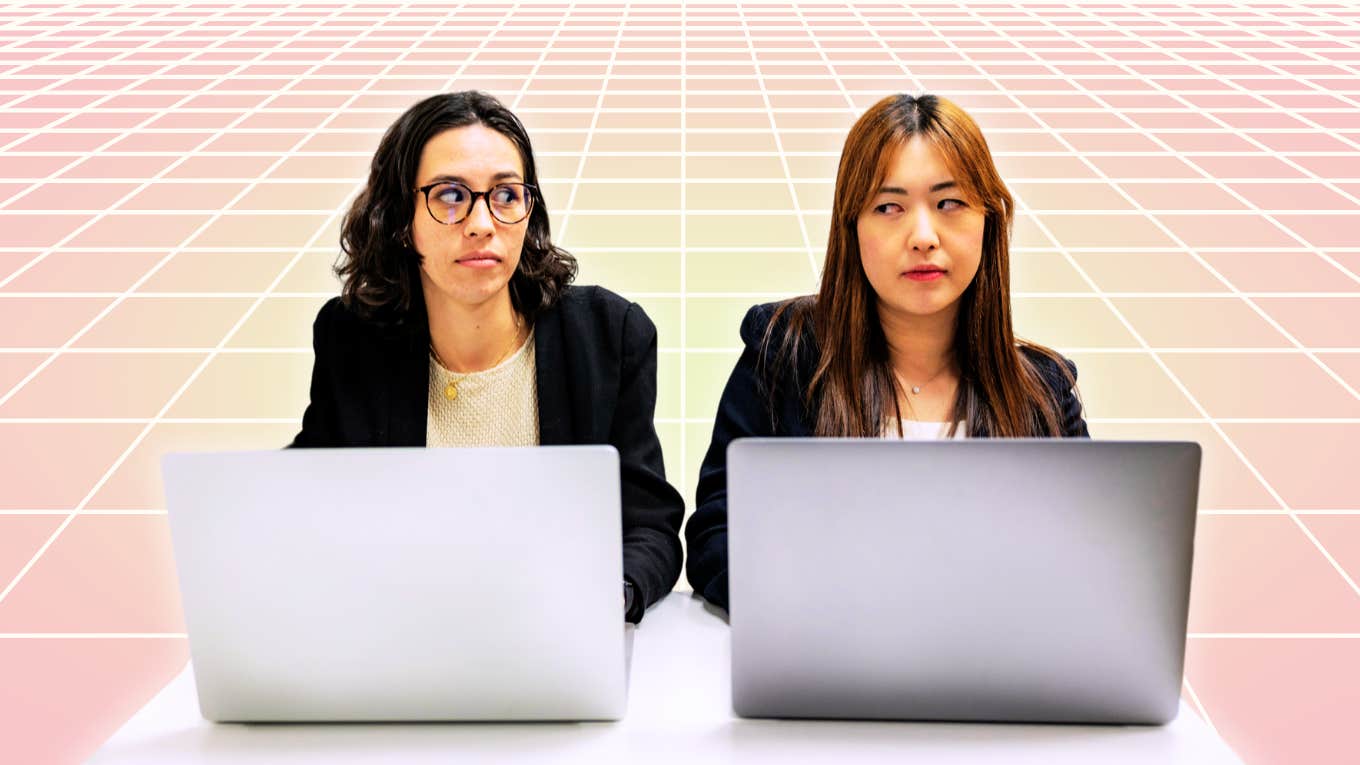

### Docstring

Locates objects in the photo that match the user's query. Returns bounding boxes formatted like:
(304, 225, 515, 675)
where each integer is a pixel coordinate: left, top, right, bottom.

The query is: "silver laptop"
(727, 439, 1200, 725)
(161, 446, 627, 722)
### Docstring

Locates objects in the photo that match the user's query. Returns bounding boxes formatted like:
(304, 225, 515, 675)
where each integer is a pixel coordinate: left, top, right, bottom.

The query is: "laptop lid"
(727, 439, 1200, 724)
(162, 446, 625, 722)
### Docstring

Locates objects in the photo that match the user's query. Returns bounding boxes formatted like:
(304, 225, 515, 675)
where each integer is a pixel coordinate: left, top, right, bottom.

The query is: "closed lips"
(904, 265, 946, 281)
(456, 252, 502, 267)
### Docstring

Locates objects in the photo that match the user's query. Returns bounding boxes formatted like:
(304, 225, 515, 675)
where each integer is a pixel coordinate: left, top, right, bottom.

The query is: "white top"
(426, 330, 539, 448)
(885, 419, 968, 440)
(91, 594, 1242, 764)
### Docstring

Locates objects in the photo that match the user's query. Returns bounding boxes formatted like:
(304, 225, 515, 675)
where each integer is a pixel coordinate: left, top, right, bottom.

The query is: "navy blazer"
(291, 284, 684, 623)
(684, 302, 1091, 612)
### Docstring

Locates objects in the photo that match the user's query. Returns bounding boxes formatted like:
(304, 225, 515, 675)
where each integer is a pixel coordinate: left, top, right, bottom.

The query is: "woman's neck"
(877, 302, 958, 381)
(423, 285, 523, 374)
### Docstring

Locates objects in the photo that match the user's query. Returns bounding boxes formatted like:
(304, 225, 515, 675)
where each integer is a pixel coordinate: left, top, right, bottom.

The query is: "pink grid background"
(0, 2, 1358, 764)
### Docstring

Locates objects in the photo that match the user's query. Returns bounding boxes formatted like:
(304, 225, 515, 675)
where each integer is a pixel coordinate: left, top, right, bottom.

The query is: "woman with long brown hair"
(685, 94, 1088, 612)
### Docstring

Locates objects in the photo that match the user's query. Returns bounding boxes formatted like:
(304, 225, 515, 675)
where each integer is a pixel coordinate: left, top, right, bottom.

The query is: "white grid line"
(0, 4, 274, 172)
(1006, 7, 1360, 403)
(3, 417, 1360, 425)
(3, 244, 1360, 253)
(506, 4, 572, 113)
(679, 0, 686, 488)
(789, 4, 858, 114)
(1070, 4, 1360, 275)
(1182, 677, 1220, 738)
(3, 292, 1356, 301)
(0, 4, 343, 409)
(6, 507, 1358, 517)
(6, 90, 1360, 99)
(0, 9, 332, 415)
(0, 4, 247, 186)
(735, 4, 818, 280)
(0, 0, 447, 608)
(0, 630, 1355, 639)
(2, 206, 1360, 217)
(0, 8, 167, 118)
(941, 5, 1360, 608)
(1184, 4, 1360, 99)
(555, 2, 627, 245)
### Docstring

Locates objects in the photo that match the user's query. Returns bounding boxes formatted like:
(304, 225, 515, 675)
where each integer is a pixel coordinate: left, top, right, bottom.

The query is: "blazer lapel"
(381, 289, 430, 448)
(384, 329, 427, 447)
(533, 305, 573, 445)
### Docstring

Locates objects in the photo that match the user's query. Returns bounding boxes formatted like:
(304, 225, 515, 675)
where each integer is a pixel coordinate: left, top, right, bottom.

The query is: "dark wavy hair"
(336, 91, 577, 324)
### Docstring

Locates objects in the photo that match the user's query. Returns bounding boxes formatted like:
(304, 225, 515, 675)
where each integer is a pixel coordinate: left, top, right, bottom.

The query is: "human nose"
(906, 205, 939, 253)
(461, 193, 496, 238)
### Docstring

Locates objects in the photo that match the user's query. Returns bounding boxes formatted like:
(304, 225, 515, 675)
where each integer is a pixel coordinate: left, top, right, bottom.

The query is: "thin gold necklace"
(431, 315, 524, 402)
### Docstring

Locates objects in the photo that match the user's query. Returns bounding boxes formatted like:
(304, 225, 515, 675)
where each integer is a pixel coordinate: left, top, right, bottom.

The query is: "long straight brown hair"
(762, 94, 1071, 438)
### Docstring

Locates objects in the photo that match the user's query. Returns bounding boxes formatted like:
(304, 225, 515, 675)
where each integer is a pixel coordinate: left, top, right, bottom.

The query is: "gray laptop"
(726, 439, 1200, 724)
(161, 446, 627, 722)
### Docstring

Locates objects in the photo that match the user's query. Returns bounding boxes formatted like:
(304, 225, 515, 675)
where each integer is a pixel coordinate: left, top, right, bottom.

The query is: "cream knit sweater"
(426, 332, 539, 448)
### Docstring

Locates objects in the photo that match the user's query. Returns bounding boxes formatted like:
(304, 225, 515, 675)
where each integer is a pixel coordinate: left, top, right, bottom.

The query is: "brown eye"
(491, 185, 521, 206)
(435, 184, 468, 205)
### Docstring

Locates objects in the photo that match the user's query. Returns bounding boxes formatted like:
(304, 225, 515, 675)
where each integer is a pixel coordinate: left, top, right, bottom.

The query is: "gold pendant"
(444, 380, 458, 401)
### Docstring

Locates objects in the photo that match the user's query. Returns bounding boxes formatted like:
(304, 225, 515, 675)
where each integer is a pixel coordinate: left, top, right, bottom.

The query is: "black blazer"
(291, 284, 684, 623)
(684, 302, 1091, 612)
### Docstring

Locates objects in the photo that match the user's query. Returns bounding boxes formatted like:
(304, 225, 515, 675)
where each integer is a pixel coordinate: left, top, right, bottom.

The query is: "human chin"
(883, 282, 963, 319)
(421, 260, 501, 304)
(450, 267, 513, 304)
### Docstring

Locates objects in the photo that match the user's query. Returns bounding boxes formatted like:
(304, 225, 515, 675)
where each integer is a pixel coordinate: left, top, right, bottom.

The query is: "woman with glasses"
(291, 91, 683, 624)
(684, 94, 1090, 612)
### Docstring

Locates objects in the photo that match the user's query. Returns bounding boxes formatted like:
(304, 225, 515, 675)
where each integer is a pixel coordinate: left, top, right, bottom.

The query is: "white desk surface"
(93, 593, 1241, 764)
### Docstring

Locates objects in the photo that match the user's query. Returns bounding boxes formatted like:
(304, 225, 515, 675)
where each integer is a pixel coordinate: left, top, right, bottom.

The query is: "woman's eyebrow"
(425, 170, 524, 184)
(875, 180, 959, 195)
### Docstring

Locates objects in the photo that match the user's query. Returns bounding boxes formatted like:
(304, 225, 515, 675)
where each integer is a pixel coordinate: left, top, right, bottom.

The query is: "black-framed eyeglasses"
(415, 181, 536, 225)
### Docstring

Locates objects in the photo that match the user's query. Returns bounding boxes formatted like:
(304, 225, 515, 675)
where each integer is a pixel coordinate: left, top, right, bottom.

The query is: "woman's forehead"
(417, 124, 524, 181)
(877, 135, 958, 189)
